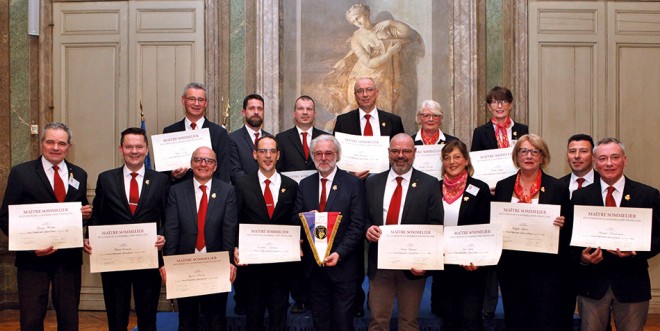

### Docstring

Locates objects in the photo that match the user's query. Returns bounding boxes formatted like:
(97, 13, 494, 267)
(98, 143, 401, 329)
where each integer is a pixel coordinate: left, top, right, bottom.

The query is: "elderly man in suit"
(295, 134, 367, 331)
(364, 133, 443, 330)
(0, 122, 92, 331)
(572, 137, 660, 331)
(234, 136, 298, 331)
(276, 95, 328, 172)
(163, 82, 231, 183)
(83, 127, 169, 331)
(162, 146, 238, 331)
(560, 134, 600, 198)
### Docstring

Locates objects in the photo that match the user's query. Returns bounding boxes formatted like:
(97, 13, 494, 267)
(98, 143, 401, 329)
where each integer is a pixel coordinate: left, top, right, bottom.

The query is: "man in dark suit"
(364, 133, 443, 330)
(295, 135, 367, 331)
(83, 127, 169, 331)
(163, 82, 231, 183)
(276, 95, 328, 172)
(470, 86, 528, 152)
(162, 146, 238, 331)
(333, 77, 405, 179)
(234, 136, 298, 331)
(229, 94, 273, 184)
(560, 133, 600, 198)
(0, 122, 92, 331)
(572, 137, 660, 331)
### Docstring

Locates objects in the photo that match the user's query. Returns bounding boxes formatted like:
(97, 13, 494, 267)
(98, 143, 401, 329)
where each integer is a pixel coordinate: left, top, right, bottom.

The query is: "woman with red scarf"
(432, 140, 491, 331)
(470, 86, 529, 152)
(411, 100, 459, 145)
(494, 134, 574, 331)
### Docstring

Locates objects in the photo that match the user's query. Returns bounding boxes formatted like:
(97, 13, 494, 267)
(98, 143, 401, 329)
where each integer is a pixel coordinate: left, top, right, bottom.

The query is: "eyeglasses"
(420, 113, 442, 120)
(518, 148, 541, 156)
(354, 87, 376, 94)
(490, 100, 511, 106)
(185, 97, 207, 104)
(313, 151, 336, 158)
(389, 149, 414, 156)
(256, 148, 278, 155)
(192, 157, 216, 164)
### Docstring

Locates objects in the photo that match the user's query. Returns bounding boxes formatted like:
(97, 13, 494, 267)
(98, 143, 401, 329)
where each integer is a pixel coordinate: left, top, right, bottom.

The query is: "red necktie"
(302, 132, 309, 160)
(363, 114, 373, 136)
(254, 132, 260, 149)
(386, 177, 403, 225)
(196, 185, 208, 250)
(319, 178, 328, 212)
(264, 179, 274, 219)
(605, 186, 616, 207)
(129, 172, 139, 215)
(191, 122, 197, 130)
(576, 177, 586, 189)
(53, 165, 66, 202)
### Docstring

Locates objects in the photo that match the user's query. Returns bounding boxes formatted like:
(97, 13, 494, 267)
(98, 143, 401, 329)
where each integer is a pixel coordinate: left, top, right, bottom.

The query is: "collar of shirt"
(193, 178, 212, 197)
(383, 168, 413, 225)
(413, 129, 447, 144)
(123, 165, 145, 178)
(258, 171, 281, 206)
(570, 169, 595, 187)
(296, 126, 312, 143)
(123, 165, 145, 200)
(359, 108, 381, 136)
(41, 156, 68, 190)
(244, 125, 262, 138)
(600, 176, 626, 205)
(185, 117, 206, 130)
(319, 167, 338, 201)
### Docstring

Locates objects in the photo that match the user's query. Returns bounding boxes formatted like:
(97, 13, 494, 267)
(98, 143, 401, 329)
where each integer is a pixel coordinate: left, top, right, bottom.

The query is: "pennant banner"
(299, 212, 342, 266)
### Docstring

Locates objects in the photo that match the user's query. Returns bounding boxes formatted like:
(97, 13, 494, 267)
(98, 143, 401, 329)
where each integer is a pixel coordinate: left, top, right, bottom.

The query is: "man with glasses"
(364, 133, 443, 330)
(470, 86, 528, 152)
(162, 146, 238, 330)
(163, 82, 231, 184)
(295, 135, 367, 331)
(0, 122, 92, 331)
(572, 137, 660, 331)
(233, 136, 298, 331)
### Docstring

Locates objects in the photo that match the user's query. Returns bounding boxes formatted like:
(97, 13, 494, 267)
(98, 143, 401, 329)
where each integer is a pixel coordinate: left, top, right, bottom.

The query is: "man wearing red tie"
(84, 127, 170, 331)
(572, 137, 660, 330)
(162, 146, 238, 330)
(560, 134, 600, 198)
(0, 122, 92, 331)
(233, 136, 298, 331)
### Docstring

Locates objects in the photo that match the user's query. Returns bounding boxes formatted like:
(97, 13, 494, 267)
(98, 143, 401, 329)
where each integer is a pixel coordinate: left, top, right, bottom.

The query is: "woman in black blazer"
(494, 134, 574, 331)
(470, 86, 528, 152)
(432, 140, 491, 331)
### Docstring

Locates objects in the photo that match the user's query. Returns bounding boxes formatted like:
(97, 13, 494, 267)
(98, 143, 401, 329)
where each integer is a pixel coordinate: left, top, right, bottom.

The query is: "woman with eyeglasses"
(411, 100, 459, 145)
(494, 134, 574, 331)
(432, 140, 491, 331)
(470, 86, 529, 152)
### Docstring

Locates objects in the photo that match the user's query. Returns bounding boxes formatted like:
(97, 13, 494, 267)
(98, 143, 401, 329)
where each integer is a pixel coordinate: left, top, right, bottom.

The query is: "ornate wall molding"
(255, 0, 280, 134)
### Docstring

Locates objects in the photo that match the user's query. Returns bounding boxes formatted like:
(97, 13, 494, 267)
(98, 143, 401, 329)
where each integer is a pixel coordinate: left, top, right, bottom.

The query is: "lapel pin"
(281, 188, 286, 193)
(463, 196, 469, 202)
(411, 182, 417, 188)
(513, 131, 518, 137)
(69, 173, 74, 179)
(381, 122, 386, 127)
(625, 194, 630, 201)
(145, 179, 150, 185)
(541, 187, 545, 192)
(332, 185, 338, 191)
(211, 193, 217, 199)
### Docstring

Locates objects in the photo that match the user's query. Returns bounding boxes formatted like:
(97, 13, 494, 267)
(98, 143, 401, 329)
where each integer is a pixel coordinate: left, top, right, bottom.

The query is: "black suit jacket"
(163, 178, 237, 260)
(295, 169, 367, 282)
(228, 126, 273, 184)
(333, 109, 405, 138)
(276, 127, 328, 172)
(494, 171, 571, 270)
(0, 157, 89, 269)
(470, 121, 529, 151)
(89, 167, 170, 265)
(411, 131, 459, 145)
(365, 169, 443, 278)
(571, 177, 660, 302)
(163, 118, 231, 184)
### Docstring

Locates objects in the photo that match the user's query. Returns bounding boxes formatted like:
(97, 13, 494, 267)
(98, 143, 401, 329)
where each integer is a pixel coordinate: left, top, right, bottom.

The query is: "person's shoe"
(290, 302, 308, 314)
(354, 305, 364, 317)
(234, 304, 246, 315)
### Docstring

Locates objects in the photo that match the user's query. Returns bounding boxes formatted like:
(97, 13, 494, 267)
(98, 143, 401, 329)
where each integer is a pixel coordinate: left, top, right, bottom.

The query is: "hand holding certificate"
(490, 202, 561, 254)
(238, 224, 301, 264)
(8, 202, 83, 251)
(334, 132, 389, 173)
(163, 252, 231, 299)
(151, 128, 213, 171)
(88, 223, 159, 273)
(377, 224, 444, 270)
(571, 205, 653, 251)
(444, 224, 503, 266)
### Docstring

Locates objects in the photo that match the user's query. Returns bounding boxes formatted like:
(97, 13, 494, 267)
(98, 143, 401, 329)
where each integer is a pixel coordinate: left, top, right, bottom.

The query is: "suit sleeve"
(222, 186, 238, 263)
(425, 180, 443, 225)
(229, 136, 247, 184)
(163, 188, 180, 256)
(392, 116, 405, 137)
(333, 179, 367, 259)
(88, 174, 106, 228)
(470, 127, 484, 152)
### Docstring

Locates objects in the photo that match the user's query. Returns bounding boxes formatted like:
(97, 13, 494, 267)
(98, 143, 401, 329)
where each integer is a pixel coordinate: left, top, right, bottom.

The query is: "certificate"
(335, 132, 389, 173)
(238, 224, 301, 264)
(151, 128, 213, 171)
(281, 170, 316, 184)
(8, 202, 83, 251)
(377, 224, 444, 270)
(412, 145, 443, 180)
(490, 202, 561, 254)
(163, 251, 231, 299)
(88, 223, 159, 273)
(571, 205, 653, 251)
(470, 147, 518, 189)
(444, 224, 503, 266)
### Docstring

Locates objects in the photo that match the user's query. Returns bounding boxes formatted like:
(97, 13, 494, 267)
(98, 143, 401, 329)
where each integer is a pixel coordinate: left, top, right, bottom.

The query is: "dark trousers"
(17, 264, 81, 331)
(435, 268, 487, 331)
(101, 268, 162, 331)
(177, 292, 228, 331)
(290, 261, 309, 305)
(308, 268, 358, 331)
(244, 266, 290, 331)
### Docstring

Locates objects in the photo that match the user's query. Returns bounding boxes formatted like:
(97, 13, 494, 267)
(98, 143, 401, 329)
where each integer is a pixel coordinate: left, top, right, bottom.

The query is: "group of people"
(0, 78, 658, 331)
